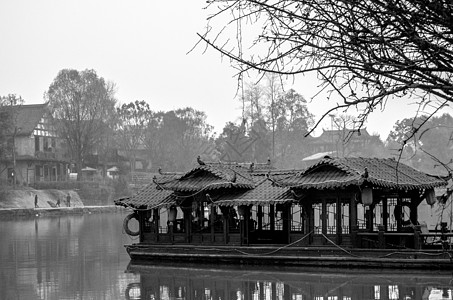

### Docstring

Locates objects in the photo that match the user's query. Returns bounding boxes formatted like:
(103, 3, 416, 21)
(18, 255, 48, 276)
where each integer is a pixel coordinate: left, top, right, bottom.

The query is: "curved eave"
(286, 178, 446, 191)
(283, 178, 362, 190)
(365, 178, 447, 190)
(170, 183, 254, 193)
(212, 198, 296, 207)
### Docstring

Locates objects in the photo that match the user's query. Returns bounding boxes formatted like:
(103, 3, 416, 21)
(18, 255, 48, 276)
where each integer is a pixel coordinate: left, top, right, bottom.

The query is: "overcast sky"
(1, 0, 445, 139)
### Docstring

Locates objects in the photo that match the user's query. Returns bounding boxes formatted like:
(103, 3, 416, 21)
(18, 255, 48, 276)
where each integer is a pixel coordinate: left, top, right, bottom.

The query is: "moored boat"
(115, 156, 453, 269)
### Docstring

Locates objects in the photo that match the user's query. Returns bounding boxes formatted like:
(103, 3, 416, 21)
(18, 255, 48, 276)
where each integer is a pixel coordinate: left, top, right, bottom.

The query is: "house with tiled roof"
(308, 128, 382, 157)
(0, 104, 70, 186)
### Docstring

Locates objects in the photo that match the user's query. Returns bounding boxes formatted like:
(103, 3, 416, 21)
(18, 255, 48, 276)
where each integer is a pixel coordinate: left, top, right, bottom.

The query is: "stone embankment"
(0, 205, 124, 219)
(0, 188, 127, 219)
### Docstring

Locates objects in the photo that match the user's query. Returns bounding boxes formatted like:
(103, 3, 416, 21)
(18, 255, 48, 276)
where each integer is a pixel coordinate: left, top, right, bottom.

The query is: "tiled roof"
(114, 163, 300, 209)
(114, 181, 176, 209)
(13, 104, 47, 136)
(274, 156, 447, 190)
(158, 163, 255, 192)
(212, 177, 295, 207)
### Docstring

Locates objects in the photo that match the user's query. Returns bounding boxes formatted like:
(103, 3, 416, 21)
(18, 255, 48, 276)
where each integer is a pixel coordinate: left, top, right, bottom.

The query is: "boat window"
(387, 198, 398, 231)
(313, 203, 322, 234)
(373, 201, 384, 231)
(291, 204, 305, 233)
(357, 204, 367, 229)
(261, 205, 271, 231)
(341, 201, 350, 234)
(326, 202, 336, 234)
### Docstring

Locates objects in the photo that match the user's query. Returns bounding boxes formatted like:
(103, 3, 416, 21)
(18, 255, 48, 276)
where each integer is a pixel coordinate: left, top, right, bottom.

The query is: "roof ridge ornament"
(362, 167, 369, 178)
(197, 155, 206, 165)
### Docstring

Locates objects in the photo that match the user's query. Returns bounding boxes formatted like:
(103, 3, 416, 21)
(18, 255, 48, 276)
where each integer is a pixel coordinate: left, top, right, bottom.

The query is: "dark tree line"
(4, 65, 452, 178)
(0, 95, 23, 160)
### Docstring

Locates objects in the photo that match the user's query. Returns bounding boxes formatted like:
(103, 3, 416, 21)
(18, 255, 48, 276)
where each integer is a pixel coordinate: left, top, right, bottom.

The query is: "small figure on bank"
(34, 194, 38, 208)
(66, 193, 71, 207)
(56, 198, 60, 207)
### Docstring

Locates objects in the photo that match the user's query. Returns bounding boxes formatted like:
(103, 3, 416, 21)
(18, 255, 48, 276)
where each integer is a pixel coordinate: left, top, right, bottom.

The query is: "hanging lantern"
(168, 206, 177, 222)
(361, 187, 373, 206)
(237, 205, 247, 218)
(426, 189, 436, 206)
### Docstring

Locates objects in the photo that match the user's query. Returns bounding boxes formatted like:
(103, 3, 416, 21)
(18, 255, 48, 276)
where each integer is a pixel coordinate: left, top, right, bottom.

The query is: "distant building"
(0, 104, 70, 186)
(308, 128, 381, 157)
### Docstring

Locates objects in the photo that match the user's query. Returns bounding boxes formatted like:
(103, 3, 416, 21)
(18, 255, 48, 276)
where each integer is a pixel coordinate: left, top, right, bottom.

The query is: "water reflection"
(126, 262, 453, 300)
(2, 212, 453, 300)
(0, 212, 139, 299)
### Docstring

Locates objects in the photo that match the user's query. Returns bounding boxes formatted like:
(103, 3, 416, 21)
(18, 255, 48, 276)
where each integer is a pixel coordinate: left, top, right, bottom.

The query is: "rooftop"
(273, 156, 447, 190)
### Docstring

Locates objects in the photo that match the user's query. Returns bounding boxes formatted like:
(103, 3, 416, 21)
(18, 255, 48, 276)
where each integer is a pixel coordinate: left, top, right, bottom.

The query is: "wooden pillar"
(309, 202, 314, 244)
(168, 222, 174, 244)
(322, 200, 327, 244)
(241, 205, 250, 246)
(138, 211, 144, 243)
(378, 225, 386, 249)
(257, 206, 263, 230)
(382, 196, 388, 231)
(410, 192, 419, 226)
(221, 207, 229, 244)
(350, 194, 357, 231)
(282, 204, 291, 244)
(224, 213, 229, 244)
(182, 206, 192, 243)
(210, 206, 215, 243)
(336, 195, 342, 245)
(153, 208, 159, 242)
(414, 225, 422, 249)
(366, 206, 373, 232)
(270, 204, 275, 231)
(397, 196, 402, 232)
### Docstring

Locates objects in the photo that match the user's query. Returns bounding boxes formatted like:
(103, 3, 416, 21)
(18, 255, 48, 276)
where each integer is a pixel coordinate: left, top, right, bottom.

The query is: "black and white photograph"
(1, 1, 453, 299)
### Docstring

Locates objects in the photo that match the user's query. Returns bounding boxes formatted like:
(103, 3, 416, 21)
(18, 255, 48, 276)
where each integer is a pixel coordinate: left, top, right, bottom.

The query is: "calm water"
(1, 212, 453, 300)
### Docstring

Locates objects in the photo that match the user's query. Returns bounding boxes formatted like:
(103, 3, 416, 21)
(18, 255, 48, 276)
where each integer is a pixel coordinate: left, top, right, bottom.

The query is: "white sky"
(0, 0, 445, 139)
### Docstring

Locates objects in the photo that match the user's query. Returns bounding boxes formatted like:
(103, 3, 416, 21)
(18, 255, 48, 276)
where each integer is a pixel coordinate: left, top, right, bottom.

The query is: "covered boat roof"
(114, 178, 177, 209)
(212, 177, 296, 207)
(273, 156, 447, 190)
(157, 160, 256, 192)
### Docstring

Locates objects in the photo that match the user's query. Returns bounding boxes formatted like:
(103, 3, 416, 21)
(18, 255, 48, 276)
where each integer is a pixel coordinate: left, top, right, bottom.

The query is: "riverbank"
(0, 205, 128, 220)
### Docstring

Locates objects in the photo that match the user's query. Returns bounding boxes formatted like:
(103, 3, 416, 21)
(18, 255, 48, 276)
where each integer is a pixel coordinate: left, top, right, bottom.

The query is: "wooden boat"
(115, 156, 453, 269)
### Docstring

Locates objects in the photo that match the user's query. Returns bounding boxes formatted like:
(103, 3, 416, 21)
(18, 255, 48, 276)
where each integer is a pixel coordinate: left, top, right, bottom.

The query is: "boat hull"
(125, 244, 453, 270)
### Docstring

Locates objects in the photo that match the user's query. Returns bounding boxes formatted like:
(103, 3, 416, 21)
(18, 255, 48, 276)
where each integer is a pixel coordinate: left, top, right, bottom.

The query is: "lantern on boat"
(361, 187, 373, 206)
(168, 206, 177, 223)
(237, 205, 247, 219)
(426, 188, 436, 206)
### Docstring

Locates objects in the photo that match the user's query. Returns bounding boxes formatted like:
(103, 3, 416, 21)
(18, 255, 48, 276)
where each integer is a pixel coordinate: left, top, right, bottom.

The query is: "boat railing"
(355, 229, 453, 249)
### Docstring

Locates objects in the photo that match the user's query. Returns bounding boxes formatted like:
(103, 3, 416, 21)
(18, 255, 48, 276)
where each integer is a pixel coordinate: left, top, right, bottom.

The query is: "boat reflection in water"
(125, 262, 453, 300)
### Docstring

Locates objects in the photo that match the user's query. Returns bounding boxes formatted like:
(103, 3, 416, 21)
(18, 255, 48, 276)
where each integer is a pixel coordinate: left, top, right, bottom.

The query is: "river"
(0, 211, 452, 300)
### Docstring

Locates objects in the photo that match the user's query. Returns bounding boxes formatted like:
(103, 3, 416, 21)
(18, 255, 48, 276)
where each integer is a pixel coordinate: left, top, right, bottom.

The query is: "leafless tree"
(199, 0, 453, 141)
